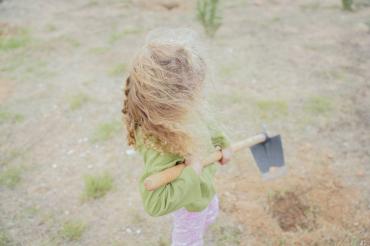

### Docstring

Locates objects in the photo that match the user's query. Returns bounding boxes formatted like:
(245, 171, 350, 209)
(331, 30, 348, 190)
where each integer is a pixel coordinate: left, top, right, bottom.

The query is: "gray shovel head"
(250, 135, 286, 180)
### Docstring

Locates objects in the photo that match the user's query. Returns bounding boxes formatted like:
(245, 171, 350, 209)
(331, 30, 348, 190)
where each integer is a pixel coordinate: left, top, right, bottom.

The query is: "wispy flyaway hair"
(122, 28, 210, 156)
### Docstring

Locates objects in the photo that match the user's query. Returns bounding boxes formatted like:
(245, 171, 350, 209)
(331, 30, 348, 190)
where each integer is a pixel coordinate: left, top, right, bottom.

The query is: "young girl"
(122, 29, 232, 245)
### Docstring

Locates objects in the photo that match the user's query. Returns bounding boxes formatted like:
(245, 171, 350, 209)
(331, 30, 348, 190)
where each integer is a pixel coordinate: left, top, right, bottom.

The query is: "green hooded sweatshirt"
(135, 124, 230, 217)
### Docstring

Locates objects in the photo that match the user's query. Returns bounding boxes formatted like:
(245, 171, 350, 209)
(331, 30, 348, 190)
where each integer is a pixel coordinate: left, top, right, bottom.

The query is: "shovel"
(143, 128, 286, 191)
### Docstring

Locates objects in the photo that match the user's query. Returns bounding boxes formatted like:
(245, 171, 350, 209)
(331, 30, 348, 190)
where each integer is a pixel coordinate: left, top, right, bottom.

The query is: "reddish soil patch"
(269, 191, 316, 232)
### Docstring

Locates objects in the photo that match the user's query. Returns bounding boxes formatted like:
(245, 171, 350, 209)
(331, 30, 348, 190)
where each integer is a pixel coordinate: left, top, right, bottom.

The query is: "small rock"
(126, 149, 136, 156)
(126, 228, 132, 234)
(67, 150, 74, 155)
(87, 165, 93, 169)
(136, 229, 141, 234)
(52, 164, 57, 168)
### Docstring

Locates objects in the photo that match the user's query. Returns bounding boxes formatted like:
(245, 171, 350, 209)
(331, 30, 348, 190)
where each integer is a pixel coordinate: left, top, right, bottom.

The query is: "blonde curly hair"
(122, 29, 208, 156)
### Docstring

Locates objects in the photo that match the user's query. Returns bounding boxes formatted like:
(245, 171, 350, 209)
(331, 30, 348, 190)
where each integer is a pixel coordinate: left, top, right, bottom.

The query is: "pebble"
(126, 228, 132, 234)
(126, 149, 136, 156)
(67, 150, 74, 155)
(52, 164, 57, 168)
(136, 229, 141, 234)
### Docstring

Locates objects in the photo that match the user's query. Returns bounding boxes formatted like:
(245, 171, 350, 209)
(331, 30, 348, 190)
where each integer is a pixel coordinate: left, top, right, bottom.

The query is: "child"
(122, 29, 232, 245)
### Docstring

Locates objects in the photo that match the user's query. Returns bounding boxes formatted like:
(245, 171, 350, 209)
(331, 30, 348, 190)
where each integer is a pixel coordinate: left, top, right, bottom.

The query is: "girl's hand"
(216, 146, 232, 165)
(184, 156, 202, 175)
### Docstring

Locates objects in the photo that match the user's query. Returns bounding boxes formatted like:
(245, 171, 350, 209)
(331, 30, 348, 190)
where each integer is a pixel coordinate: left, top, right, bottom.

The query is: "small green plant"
(91, 121, 121, 142)
(256, 100, 288, 118)
(304, 96, 332, 114)
(89, 47, 108, 54)
(0, 110, 24, 124)
(0, 29, 30, 52)
(196, 0, 222, 37)
(82, 172, 113, 200)
(60, 220, 87, 241)
(0, 230, 12, 246)
(211, 224, 242, 246)
(68, 93, 90, 111)
(0, 166, 22, 188)
(342, 0, 353, 10)
(108, 63, 127, 77)
(109, 27, 143, 44)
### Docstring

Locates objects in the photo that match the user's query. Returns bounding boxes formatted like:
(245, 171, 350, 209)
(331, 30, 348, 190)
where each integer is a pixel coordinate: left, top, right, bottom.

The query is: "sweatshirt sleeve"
(138, 145, 202, 217)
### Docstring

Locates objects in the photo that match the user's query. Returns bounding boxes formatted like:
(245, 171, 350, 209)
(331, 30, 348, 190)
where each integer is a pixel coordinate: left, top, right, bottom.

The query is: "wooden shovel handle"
(143, 133, 267, 191)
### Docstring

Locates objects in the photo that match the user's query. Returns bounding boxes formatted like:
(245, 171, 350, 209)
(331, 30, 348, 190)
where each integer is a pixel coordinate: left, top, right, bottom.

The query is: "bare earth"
(0, 0, 369, 245)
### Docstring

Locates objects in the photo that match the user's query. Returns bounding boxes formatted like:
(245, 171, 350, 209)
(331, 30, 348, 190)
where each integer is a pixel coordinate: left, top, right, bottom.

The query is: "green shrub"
(60, 220, 87, 241)
(82, 172, 113, 200)
(342, 0, 353, 10)
(196, 0, 222, 37)
(0, 29, 30, 52)
(0, 167, 22, 188)
(68, 93, 90, 111)
(91, 121, 122, 142)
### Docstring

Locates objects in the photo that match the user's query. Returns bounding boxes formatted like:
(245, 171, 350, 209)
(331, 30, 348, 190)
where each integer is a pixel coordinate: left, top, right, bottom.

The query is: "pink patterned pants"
(171, 195, 219, 246)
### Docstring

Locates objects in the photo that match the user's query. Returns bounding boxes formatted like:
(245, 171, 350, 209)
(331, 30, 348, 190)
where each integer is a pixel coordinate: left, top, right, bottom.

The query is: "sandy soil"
(0, 0, 369, 245)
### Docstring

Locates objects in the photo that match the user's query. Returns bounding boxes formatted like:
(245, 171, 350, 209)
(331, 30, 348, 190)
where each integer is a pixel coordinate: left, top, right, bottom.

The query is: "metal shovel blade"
(250, 135, 286, 180)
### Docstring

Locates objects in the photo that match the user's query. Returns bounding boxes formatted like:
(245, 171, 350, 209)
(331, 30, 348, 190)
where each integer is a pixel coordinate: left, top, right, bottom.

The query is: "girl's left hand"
(216, 146, 232, 165)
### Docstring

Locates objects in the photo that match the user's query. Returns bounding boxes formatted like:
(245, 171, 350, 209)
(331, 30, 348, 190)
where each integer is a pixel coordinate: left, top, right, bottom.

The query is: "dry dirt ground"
(1, 0, 370, 245)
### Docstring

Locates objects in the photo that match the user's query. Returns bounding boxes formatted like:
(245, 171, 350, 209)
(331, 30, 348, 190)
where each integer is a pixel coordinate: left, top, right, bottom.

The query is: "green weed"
(82, 172, 113, 200)
(68, 93, 90, 111)
(45, 24, 57, 32)
(0, 230, 12, 246)
(0, 110, 24, 124)
(0, 166, 22, 188)
(60, 220, 87, 241)
(91, 121, 122, 142)
(109, 27, 143, 44)
(300, 2, 321, 11)
(211, 224, 242, 246)
(89, 47, 109, 54)
(0, 29, 30, 52)
(304, 96, 332, 114)
(108, 63, 127, 77)
(196, 0, 222, 37)
(256, 100, 288, 118)
(342, 0, 353, 10)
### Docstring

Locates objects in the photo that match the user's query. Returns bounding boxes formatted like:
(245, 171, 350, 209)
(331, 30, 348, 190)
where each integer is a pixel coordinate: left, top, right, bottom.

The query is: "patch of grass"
(158, 236, 170, 246)
(45, 24, 57, 32)
(197, 0, 222, 37)
(0, 29, 30, 52)
(89, 47, 109, 54)
(68, 93, 90, 111)
(82, 172, 113, 200)
(304, 96, 332, 114)
(219, 64, 236, 78)
(129, 208, 146, 224)
(108, 63, 126, 77)
(0, 110, 24, 124)
(300, 2, 321, 11)
(0, 166, 22, 188)
(109, 27, 143, 44)
(211, 224, 242, 246)
(91, 121, 122, 142)
(60, 220, 87, 241)
(342, 0, 353, 10)
(256, 100, 288, 118)
(0, 230, 13, 246)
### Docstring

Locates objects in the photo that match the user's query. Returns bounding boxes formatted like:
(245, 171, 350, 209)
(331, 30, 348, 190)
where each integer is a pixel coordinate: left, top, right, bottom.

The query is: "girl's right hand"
(184, 156, 202, 175)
